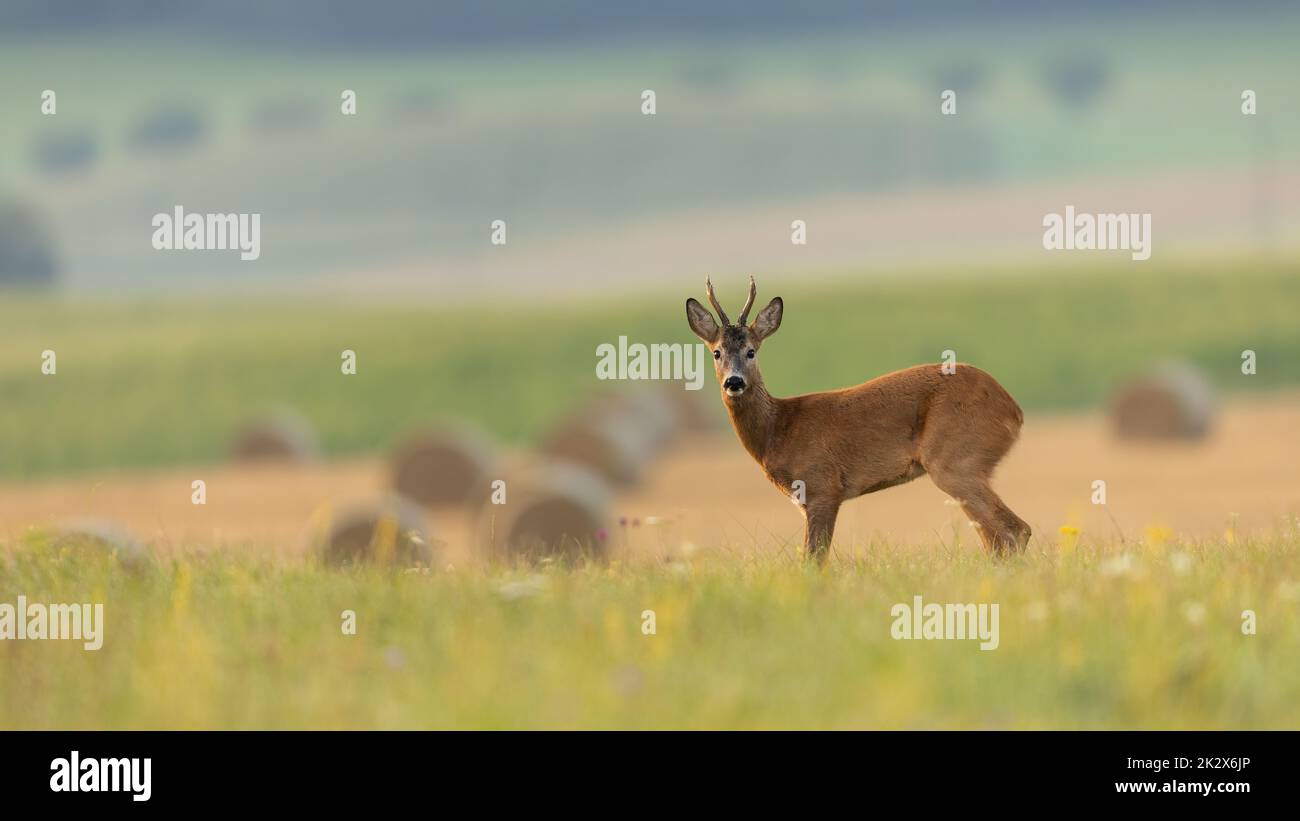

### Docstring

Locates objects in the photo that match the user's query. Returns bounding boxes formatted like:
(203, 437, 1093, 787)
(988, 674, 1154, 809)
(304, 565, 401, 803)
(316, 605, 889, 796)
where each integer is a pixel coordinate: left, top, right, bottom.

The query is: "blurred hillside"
(1, 1, 1268, 45)
(1, 4, 1297, 297)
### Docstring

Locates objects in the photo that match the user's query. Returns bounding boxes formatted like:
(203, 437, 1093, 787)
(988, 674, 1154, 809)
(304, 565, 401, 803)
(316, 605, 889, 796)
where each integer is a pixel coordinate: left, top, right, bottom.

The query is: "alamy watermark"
(0, 596, 103, 650)
(1042, 205, 1151, 261)
(50, 751, 150, 802)
(151, 205, 261, 261)
(596, 336, 706, 390)
(890, 595, 999, 651)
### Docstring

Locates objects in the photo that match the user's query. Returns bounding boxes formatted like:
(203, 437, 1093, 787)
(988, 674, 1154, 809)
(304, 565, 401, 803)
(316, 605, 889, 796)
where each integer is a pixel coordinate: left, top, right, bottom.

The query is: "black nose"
(723, 376, 745, 391)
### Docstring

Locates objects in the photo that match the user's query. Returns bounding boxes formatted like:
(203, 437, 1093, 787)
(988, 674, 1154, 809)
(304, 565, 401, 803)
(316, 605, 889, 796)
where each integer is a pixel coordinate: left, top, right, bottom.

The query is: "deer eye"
(746, 349, 755, 359)
(713, 349, 721, 360)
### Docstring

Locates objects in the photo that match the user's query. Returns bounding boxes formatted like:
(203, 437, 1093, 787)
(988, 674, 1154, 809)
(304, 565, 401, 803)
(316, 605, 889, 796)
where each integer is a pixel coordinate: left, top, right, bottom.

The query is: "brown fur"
(687, 278, 1031, 563)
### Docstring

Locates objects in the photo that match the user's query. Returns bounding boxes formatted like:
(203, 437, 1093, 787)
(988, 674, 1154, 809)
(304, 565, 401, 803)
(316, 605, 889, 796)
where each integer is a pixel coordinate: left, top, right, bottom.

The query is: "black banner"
(0, 731, 1283, 808)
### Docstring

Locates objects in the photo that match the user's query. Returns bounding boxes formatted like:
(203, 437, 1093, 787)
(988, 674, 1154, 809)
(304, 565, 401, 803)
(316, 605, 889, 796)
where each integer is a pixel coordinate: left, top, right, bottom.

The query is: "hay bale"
(479, 463, 611, 563)
(390, 426, 497, 508)
(1111, 363, 1215, 441)
(616, 389, 681, 449)
(317, 496, 433, 568)
(49, 520, 148, 570)
(229, 410, 321, 465)
(541, 410, 657, 486)
(660, 381, 724, 433)
(592, 387, 683, 451)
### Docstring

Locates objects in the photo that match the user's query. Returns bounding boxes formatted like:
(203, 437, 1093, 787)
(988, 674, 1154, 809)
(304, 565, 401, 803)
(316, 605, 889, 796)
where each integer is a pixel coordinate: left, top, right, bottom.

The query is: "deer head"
(685, 276, 783, 400)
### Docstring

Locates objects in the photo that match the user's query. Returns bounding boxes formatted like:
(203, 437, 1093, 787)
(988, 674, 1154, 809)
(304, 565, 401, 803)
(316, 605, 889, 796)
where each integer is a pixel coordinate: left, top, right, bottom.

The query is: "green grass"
(2, 528, 1297, 729)
(2, 258, 1298, 479)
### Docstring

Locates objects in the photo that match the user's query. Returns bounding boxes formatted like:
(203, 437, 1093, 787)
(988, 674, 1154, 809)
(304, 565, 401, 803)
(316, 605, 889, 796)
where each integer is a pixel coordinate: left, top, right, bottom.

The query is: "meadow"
(2, 527, 1297, 729)
(2, 257, 1298, 479)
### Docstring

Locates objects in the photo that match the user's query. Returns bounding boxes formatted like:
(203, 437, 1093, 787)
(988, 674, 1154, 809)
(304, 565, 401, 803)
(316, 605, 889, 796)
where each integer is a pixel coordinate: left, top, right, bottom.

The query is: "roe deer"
(685, 277, 1031, 563)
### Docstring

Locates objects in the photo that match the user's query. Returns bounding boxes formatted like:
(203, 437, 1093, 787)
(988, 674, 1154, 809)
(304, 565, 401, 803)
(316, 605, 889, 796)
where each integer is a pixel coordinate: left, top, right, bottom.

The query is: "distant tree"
(0, 200, 59, 288)
(128, 103, 208, 154)
(1041, 55, 1112, 110)
(680, 60, 735, 96)
(248, 95, 323, 135)
(32, 126, 99, 176)
(931, 58, 990, 97)
(392, 86, 453, 123)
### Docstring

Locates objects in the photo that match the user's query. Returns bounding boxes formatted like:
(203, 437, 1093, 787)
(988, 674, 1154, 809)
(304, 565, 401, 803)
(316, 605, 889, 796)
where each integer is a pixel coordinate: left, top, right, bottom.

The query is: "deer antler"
(704, 276, 731, 326)
(737, 276, 757, 326)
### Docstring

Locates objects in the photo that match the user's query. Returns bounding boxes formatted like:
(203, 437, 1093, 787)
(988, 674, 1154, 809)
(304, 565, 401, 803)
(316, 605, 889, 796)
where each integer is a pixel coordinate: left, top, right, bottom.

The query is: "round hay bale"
(593, 387, 683, 451)
(390, 426, 498, 508)
(541, 411, 657, 486)
(1111, 363, 1215, 441)
(317, 496, 433, 568)
(229, 410, 321, 465)
(660, 381, 724, 433)
(644, 388, 688, 441)
(479, 463, 611, 563)
(49, 520, 148, 571)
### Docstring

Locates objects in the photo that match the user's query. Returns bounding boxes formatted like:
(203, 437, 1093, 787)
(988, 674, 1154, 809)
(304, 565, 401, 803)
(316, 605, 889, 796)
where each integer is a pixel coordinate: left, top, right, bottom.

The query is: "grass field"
(2, 527, 1297, 729)
(4, 259, 1297, 729)
(2, 258, 1297, 479)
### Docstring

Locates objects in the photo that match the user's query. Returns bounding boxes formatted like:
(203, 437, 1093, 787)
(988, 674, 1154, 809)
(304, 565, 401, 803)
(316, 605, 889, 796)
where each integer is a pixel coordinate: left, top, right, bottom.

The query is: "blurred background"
(1, 0, 1298, 554)
(3, 0, 1299, 295)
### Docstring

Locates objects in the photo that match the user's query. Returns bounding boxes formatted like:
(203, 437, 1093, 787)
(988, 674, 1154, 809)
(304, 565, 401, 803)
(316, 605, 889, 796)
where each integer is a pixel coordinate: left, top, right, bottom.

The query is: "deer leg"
(972, 482, 1032, 553)
(802, 499, 840, 564)
(958, 487, 1030, 555)
(927, 470, 1030, 556)
(997, 500, 1032, 553)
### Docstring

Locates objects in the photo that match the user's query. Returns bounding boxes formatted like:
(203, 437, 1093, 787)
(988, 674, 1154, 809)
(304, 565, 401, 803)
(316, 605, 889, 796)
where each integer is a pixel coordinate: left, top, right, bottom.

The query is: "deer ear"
(685, 298, 720, 343)
(751, 297, 782, 340)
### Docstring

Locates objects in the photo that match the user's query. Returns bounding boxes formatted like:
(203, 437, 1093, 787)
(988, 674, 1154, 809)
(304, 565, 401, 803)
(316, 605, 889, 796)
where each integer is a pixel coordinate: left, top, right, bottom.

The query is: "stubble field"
(2, 392, 1298, 728)
(2, 261, 1298, 728)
